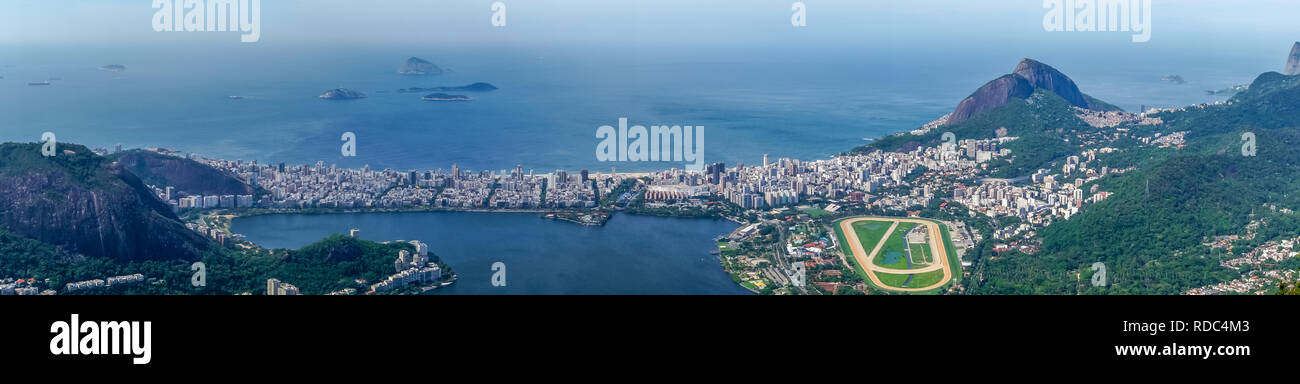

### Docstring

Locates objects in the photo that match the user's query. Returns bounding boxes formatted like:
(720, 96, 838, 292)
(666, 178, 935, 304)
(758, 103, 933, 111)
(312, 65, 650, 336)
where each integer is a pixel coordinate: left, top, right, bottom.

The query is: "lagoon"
(231, 211, 752, 294)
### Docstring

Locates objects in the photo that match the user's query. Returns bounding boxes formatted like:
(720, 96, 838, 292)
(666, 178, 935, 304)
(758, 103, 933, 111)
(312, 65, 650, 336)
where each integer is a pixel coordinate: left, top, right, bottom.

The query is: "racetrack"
(838, 216, 954, 292)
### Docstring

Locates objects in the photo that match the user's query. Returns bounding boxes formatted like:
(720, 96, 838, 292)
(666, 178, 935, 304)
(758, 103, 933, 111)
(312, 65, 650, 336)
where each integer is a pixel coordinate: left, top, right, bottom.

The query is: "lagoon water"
(231, 211, 751, 294)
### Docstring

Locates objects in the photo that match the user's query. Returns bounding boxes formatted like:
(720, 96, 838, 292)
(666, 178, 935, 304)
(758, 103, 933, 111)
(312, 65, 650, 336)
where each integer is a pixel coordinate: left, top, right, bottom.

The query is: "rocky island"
(421, 93, 471, 101)
(319, 88, 367, 100)
(100, 64, 126, 72)
(398, 57, 442, 75)
(1162, 75, 1186, 84)
(399, 82, 497, 93)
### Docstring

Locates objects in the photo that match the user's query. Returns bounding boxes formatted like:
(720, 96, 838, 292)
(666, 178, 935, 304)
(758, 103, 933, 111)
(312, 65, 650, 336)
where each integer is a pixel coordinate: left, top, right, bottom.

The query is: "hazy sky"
(2, 0, 1296, 51)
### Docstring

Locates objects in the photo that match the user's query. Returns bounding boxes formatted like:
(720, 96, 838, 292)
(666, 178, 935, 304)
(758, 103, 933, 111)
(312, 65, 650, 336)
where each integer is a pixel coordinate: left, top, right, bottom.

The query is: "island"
(421, 93, 471, 101)
(319, 88, 367, 100)
(100, 64, 126, 72)
(398, 57, 442, 75)
(399, 82, 497, 93)
(1162, 75, 1186, 84)
(543, 211, 611, 226)
(1204, 84, 1248, 96)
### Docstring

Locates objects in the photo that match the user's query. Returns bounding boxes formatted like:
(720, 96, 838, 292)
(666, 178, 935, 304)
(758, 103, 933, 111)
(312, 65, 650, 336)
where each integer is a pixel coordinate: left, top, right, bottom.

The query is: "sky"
(1, 0, 1296, 52)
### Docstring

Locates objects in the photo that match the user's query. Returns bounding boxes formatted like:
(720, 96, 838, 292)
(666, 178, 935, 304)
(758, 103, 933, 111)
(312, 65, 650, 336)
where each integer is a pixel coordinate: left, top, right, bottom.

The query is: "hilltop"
(108, 150, 256, 196)
(948, 59, 1119, 126)
(974, 70, 1300, 294)
(0, 143, 209, 263)
(859, 59, 1119, 178)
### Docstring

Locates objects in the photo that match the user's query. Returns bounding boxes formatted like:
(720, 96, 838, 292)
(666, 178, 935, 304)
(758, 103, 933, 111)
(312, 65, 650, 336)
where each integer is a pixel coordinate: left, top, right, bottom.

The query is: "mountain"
(862, 87, 1099, 178)
(948, 58, 1117, 125)
(1286, 42, 1300, 76)
(398, 57, 442, 75)
(0, 143, 208, 262)
(975, 71, 1300, 294)
(108, 150, 255, 196)
(949, 75, 1035, 126)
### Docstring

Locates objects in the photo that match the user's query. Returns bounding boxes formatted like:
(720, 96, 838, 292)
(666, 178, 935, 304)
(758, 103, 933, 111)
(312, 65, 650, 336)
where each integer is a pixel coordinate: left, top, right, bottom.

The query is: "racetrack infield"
(836, 216, 957, 293)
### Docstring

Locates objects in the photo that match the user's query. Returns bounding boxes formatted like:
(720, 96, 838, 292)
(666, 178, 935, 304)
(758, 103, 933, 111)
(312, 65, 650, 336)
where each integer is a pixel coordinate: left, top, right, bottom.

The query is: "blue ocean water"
(231, 211, 751, 294)
(0, 42, 1273, 173)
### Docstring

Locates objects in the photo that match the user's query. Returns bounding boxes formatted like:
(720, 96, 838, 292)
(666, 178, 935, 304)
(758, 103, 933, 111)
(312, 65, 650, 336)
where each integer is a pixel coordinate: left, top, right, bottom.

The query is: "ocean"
(0, 41, 1270, 174)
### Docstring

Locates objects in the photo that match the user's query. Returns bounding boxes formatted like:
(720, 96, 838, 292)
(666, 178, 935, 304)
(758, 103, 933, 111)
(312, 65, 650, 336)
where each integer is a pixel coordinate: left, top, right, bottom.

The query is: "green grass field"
(875, 271, 910, 288)
(801, 207, 833, 218)
(851, 220, 894, 254)
(906, 269, 946, 288)
(872, 222, 916, 269)
(909, 243, 932, 265)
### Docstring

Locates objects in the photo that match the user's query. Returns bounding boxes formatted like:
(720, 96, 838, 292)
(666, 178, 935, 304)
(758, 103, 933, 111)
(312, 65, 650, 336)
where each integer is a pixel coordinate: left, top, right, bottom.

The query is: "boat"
(28, 81, 51, 86)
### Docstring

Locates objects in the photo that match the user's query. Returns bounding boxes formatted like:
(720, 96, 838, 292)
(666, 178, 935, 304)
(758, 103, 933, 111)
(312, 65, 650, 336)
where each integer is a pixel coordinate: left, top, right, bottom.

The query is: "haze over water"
(2, 0, 1295, 173)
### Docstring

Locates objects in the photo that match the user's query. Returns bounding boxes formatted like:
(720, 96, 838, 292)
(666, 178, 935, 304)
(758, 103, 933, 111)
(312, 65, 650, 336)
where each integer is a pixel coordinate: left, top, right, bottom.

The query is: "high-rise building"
(267, 278, 299, 296)
(395, 250, 410, 272)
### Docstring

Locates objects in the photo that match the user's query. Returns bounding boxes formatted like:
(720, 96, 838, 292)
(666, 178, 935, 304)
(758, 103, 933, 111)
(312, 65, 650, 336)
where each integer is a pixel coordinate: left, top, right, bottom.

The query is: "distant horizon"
(3, 0, 1299, 173)
(3, 0, 1297, 48)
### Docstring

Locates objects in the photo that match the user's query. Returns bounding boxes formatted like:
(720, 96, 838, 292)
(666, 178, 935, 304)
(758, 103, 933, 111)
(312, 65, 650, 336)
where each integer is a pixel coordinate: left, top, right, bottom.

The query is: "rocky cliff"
(110, 150, 255, 196)
(1285, 42, 1300, 76)
(947, 58, 1115, 125)
(0, 143, 208, 262)
(949, 74, 1035, 127)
